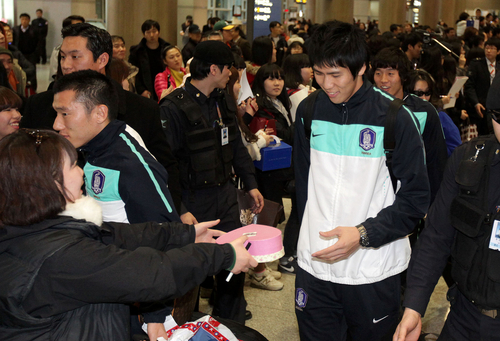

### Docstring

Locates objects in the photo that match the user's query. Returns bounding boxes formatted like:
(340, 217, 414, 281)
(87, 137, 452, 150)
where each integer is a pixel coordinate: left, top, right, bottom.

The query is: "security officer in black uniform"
(394, 75, 500, 341)
(159, 40, 264, 324)
(32, 9, 48, 64)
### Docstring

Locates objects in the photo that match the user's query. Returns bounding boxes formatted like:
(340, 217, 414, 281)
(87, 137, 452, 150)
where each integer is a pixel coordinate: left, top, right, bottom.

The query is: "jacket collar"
(320, 77, 372, 109)
(184, 77, 224, 106)
(79, 120, 126, 156)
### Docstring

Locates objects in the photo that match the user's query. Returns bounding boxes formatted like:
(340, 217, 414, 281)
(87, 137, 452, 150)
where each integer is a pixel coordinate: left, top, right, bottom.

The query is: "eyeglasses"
(489, 109, 500, 124)
(411, 90, 432, 97)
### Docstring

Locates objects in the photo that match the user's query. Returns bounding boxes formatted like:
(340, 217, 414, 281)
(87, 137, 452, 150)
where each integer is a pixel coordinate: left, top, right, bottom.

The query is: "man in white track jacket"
(293, 21, 430, 341)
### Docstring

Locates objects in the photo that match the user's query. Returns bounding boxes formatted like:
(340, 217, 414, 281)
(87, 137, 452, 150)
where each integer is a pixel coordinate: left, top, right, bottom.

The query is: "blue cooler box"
(254, 142, 292, 171)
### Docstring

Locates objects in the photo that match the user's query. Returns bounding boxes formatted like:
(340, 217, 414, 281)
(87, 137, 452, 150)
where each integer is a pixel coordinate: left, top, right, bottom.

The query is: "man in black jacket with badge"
(160, 40, 264, 324)
(394, 75, 500, 341)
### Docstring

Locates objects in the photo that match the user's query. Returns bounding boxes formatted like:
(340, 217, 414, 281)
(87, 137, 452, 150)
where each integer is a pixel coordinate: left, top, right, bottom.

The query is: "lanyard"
(215, 102, 225, 128)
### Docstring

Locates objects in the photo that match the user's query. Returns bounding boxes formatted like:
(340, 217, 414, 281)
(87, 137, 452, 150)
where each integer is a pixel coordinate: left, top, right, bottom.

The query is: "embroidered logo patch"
(91, 170, 105, 194)
(295, 288, 308, 308)
(359, 128, 376, 151)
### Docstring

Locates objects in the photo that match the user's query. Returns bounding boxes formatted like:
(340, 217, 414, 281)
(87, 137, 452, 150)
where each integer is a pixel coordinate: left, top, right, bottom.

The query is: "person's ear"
(357, 64, 367, 77)
(97, 52, 109, 72)
(94, 104, 109, 124)
(210, 64, 219, 75)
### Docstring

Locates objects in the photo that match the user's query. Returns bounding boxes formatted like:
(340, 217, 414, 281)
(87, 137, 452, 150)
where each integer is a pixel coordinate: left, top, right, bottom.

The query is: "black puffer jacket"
(0, 217, 234, 340)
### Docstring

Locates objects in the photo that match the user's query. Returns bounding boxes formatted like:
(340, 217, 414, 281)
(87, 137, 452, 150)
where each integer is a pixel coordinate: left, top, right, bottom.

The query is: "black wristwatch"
(356, 224, 369, 247)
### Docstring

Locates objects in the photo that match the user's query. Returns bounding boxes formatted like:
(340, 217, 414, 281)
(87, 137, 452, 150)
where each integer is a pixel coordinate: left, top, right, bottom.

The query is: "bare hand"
(476, 103, 485, 118)
(160, 85, 175, 100)
(393, 308, 422, 341)
(246, 98, 258, 116)
(264, 127, 274, 135)
(194, 219, 225, 243)
(460, 110, 469, 120)
(146, 322, 169, 341)
(311, 226, 361, 262)
(441, 95, 451, 105)
(264, 134, 275, 146)
(229, 235, 258, 273)
(141, 90, 152, 99)
(181, 212, 198, 225)
(248, 188, 264, 214)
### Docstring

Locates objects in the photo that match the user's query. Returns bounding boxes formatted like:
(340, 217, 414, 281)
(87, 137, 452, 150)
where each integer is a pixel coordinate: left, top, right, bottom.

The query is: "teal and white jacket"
(80, 120, 180, 224)
(294, 80, 430, 285)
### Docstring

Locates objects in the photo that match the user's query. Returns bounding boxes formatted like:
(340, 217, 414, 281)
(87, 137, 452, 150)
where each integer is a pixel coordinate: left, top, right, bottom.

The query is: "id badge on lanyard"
(216, 102, 228, 146)
(489, 220, 500, 251)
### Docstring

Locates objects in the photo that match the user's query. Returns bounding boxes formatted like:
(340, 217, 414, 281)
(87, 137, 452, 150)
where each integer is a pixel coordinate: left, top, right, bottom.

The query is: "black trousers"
(439, 285, 500, 341)
(36, 37, 47, 64)
(295, 267, 399, 341)
(183, 182, 246, 324)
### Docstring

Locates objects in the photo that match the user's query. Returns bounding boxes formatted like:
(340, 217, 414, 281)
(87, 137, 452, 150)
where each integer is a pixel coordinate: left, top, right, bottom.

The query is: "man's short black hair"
(485, 38, 500, 50)
(308, 21, 368, 79)
(189, 59, 225, 80)
(141, 20, 160, 34)
(62, 15, 85, 29)
(269, 21, 281, 30)
(61, 23, 112, 74)
(36, 9, 43, 13)
(401, 33, 423, 52)
(20, 13, 30, 20)
(390, 24, 399, 33)
(53, 70, 119, 121)
(372, 46, 411, 84)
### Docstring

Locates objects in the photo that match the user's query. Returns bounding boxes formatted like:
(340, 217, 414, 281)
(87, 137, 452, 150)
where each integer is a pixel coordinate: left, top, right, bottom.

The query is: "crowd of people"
(0, 7, 500, 341)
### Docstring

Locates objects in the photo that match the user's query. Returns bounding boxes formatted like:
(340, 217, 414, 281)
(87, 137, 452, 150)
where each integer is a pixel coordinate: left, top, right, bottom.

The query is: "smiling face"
(264, 76, 284, 99)
(53, 90, 105, 148)
(0, 107, 21, 139)
(60, 36, 108, 75)
(373, 67, 404, 99)
(164, 48, 183, 71)
(313, 64, 365, 104)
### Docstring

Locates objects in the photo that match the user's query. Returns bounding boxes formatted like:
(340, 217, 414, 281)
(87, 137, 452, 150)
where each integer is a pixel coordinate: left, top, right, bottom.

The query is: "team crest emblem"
(359, 128, 376, 151)
(295, 288, 308, 308)
(91, 170, 105, 194)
